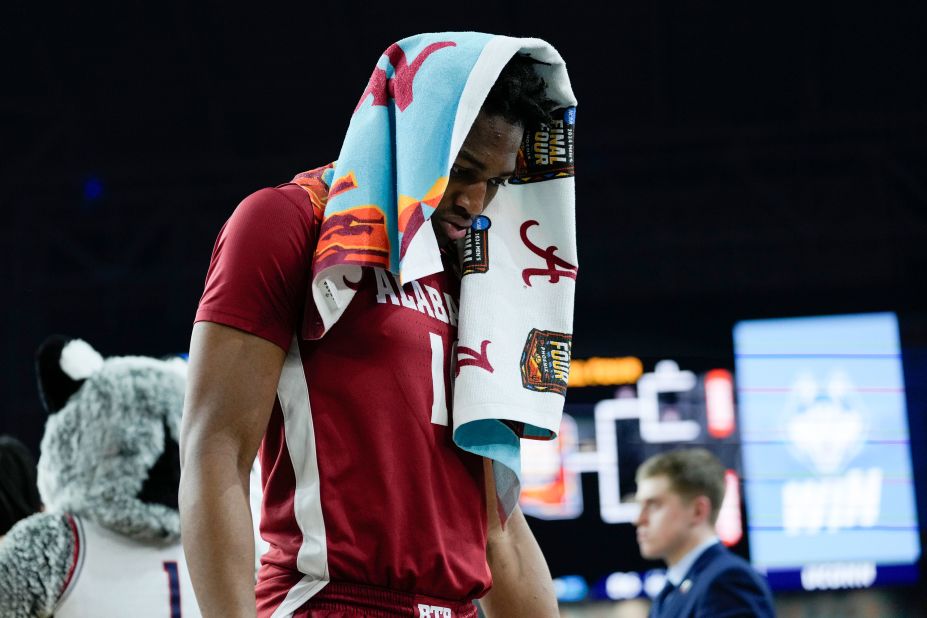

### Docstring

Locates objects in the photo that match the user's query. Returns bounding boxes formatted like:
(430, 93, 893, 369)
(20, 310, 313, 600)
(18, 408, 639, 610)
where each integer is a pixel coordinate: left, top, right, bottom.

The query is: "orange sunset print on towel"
(315, 205, 390, 270)
(329, 171, 359, 199)
(292, 162, 336, 223)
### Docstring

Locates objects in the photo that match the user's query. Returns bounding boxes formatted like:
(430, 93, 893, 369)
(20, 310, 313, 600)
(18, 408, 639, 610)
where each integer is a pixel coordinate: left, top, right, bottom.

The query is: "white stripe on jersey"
(270, 336, 330, 618)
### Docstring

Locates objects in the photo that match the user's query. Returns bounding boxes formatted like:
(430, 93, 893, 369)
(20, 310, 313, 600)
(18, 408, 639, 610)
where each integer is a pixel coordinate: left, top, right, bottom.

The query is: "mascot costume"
(0, 336, 200, 617)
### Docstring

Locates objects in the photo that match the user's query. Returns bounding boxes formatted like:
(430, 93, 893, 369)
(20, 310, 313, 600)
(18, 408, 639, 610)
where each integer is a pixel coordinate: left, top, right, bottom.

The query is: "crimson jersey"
(196, 184, 490, 617)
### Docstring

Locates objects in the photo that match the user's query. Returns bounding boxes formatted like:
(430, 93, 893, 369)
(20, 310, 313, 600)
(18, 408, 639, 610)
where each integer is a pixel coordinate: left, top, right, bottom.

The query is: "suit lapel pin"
(679, 579, 692, 594)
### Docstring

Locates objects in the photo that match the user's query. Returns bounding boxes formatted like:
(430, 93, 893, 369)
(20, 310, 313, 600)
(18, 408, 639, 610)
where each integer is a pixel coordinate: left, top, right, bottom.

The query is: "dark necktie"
(651, 581, 677, 617)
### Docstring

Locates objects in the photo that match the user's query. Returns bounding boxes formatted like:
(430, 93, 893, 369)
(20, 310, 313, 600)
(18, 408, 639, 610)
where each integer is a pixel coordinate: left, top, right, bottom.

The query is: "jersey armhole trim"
(57, 514, 85, 609)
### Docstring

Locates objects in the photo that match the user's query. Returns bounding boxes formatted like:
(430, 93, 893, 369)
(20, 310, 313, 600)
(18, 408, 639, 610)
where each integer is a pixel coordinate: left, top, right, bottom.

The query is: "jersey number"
(162, 561, 182, 618)
(429, 333, 454, 426)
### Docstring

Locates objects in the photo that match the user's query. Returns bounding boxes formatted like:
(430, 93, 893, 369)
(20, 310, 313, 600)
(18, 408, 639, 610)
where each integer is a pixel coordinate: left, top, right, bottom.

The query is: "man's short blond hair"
(636, 448, 726, 524)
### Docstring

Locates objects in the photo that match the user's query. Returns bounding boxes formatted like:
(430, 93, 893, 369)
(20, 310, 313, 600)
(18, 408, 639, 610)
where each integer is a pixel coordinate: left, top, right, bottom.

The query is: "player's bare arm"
(480, 459, 559, 618)
(179, 322, 286, 618)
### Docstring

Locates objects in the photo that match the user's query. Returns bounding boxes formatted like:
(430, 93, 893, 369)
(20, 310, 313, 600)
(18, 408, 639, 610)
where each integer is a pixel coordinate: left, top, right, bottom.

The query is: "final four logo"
(511, 106, 576, 185)
(520, 328, 572, 396)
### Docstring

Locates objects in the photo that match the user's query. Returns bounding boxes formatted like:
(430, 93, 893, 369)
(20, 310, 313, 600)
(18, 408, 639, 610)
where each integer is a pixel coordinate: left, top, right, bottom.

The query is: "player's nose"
(457, 181, 487, 217)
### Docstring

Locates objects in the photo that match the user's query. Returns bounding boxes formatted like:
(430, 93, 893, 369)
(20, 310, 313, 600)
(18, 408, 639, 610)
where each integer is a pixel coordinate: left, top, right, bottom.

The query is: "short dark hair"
(636, 448, 726, 524)
(482, 54, 555, 128)
(0, 435, 42, 535)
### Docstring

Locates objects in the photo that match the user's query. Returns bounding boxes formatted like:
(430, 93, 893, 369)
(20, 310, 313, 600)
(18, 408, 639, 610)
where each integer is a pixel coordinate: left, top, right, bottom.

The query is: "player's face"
(431, 111, 523, 246)
(634, 475, 699, 565)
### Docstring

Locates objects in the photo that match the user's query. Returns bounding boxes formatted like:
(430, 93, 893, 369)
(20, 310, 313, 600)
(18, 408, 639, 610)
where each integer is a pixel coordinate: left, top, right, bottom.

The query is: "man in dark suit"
(635, 448, 775, 617)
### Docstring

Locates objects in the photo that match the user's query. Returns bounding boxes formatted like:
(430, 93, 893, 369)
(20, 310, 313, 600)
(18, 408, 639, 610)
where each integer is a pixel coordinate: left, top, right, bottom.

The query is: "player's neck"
(439, 242, 463, 279)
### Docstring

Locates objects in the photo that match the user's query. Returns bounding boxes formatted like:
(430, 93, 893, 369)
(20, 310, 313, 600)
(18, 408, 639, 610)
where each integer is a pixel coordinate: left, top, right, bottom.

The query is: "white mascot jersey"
(55, 516, 199, 618)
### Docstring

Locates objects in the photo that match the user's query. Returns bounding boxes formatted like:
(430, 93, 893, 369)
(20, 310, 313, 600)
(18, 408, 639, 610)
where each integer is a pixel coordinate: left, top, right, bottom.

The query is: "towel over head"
(296, 32, 577, 517)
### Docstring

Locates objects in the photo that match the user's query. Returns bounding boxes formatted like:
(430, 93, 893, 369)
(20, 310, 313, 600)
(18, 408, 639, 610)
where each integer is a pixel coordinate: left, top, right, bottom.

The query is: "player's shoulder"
(238, 184, 315, 217)
(233, 163, 333, 225)
(222, 184, 319, 245)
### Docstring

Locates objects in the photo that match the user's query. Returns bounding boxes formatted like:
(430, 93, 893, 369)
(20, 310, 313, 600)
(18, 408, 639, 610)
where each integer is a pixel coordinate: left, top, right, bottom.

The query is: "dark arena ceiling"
(2, 1, 926, 447)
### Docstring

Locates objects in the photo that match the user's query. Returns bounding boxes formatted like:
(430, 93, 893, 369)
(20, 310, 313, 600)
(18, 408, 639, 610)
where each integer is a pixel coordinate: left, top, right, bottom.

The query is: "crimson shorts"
(292, 582, 479, 618)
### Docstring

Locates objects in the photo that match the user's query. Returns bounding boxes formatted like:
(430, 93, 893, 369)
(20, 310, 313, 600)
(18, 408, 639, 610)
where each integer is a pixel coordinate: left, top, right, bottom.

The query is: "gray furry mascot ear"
(0, 336, 201, 618)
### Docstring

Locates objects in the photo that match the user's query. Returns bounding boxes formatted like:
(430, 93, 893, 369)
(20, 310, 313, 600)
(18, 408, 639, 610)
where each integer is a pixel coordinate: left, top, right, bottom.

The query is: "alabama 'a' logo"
(456, 340, 493, 376)
(520, 220, 578, 286)
(355, 41, 456, 113)
(520, 329, 572, 396)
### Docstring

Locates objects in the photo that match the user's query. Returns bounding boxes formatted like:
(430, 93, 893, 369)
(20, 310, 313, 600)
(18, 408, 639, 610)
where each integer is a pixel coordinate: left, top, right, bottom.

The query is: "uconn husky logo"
(781, 372, 882, 535)
(417, 604, 452, 618)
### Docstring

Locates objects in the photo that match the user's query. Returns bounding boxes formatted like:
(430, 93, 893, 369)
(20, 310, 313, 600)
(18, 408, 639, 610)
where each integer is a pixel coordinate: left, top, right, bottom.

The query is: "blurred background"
(2, 1, 925, 616)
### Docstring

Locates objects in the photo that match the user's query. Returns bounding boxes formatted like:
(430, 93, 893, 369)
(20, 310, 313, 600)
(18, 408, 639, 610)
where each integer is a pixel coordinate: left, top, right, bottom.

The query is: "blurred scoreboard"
(521, 360, 749, 602)
(734, 312, 920, 590)
(520, 312, 922, 602)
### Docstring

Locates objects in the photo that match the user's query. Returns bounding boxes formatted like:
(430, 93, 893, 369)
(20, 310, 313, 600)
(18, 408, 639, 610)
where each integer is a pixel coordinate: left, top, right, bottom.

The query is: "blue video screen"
(733, 312, 921, 589)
